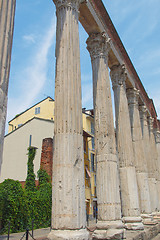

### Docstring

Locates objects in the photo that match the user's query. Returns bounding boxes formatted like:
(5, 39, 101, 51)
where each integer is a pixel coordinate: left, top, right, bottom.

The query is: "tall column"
(154, 130, 160, 211)
(139, 106, 158, 213)
(148, 117, 159, 213)
(110, 65, 143, 230)
(86, 33, 124, 239)
(0, 0, 16, 174)
(126, 89, 152, 222)
(48, 1, 89, 239)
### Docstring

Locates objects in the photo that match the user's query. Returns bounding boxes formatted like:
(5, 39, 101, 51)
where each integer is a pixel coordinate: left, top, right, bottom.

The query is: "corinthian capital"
(154, 130, 160, 144)
(126, 88, 139, 107)
(139, 105, 147, 120)
(148, 116, 154, 132)
(86, 32, 110, 60)
(110, 64, 127, 90)
(55, 0, 83, 11)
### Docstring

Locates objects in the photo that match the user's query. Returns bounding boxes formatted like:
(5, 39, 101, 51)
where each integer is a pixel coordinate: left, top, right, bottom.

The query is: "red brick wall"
(40, 138, 53, 178)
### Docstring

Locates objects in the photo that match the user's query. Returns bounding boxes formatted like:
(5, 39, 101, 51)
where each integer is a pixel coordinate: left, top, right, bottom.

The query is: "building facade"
(1, 97, 96, 220)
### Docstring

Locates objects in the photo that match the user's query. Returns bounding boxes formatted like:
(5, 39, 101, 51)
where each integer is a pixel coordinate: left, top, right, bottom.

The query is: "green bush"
(0, 148, 52, 234)
(0, 179, 27, 233)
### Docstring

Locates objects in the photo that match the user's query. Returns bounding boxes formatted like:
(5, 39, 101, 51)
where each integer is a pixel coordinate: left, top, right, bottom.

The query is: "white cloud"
(7, 18, 56, 127)
(23, 34, 36, 44)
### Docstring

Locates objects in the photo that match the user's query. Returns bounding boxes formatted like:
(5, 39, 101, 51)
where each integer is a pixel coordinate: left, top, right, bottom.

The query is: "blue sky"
(7, 0, 160, 132)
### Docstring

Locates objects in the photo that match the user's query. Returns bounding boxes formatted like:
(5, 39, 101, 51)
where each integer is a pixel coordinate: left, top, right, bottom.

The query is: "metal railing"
(0, 220, 35, 240)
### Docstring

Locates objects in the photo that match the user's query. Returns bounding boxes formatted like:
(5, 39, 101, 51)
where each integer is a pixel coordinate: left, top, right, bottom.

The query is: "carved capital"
(154, 130, 160, 144)
(110, 64, 127, 90)
(86, 32, 110, 61)
(139, 105, 147, 120)
(126, 88, 139, 107)
(55, 0, 83, 12)
(148, 116, 154, 132)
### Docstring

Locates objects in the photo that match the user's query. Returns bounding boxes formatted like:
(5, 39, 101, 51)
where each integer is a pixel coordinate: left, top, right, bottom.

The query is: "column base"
(152, 212, 160, 221)
(123, 217, 144, 230)
(141, 214, 158, 225)
(48, 228, 89, 240)
(92, 220, 125, 240)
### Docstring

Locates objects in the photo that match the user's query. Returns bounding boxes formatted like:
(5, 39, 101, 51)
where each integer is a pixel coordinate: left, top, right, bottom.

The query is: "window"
(91, 153, 95, 171)
(91, 122, 94, 134)
(91, 137, 95, 150)
(35, 107, 40, 114)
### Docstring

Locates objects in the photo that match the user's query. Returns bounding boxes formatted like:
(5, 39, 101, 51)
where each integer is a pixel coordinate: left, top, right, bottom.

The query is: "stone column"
(110, 65, 143, 230)
(154, 130, 160, 212)
(126, 89, 152, 223)
(148, 117, 159, 213)
(86, 33, 124, 239)
(139, 106, 158, 214)
(0, 0, 16, 174)
(48, 1, 89, 239)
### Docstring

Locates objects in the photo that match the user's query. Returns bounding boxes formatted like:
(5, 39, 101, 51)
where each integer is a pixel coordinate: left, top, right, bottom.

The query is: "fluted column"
(110, 65, 143, 230)
(154, 130, 160, 211)
(86, 33, 124, 239)
(126, 88, 151, 219)
(147, 117, 159, 212)
(0, 0, 16, 173)
(139, 106, 158, 214)
(48, 1, 88, 239)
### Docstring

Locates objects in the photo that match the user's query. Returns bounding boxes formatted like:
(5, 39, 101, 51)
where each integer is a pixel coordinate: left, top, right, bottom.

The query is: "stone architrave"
(110, 65, 143, 230)
(126, 89, 152, 223)
(86, 33, 124, 239)
(48, 1, 89, 239)
(154, 130, 160, 212)
(0, 0, 16, 174)
(139, 106, 158, 213)
(147, 117, 159, 213)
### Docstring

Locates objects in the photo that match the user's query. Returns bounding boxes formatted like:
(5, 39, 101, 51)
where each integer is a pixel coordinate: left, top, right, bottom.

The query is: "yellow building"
(8, 97, 55, 133)
(7, 97, 96, 220)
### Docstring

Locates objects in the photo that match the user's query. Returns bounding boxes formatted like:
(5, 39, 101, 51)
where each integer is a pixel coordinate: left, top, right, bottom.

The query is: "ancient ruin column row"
(126, 89, 151, 218)
(110, 65, 143, 230)
(49, 6, 160, 236)
(0, 0, 16, 173)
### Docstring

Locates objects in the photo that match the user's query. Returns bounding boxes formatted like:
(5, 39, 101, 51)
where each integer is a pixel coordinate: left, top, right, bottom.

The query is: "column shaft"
(0, 0, 16, 173)
(110, 65, 143, 230)
(49, 2, 88, 239)
(154, 130, 160, 211)
(126, 88, 151, 215)
(139, 107, 158, 213)
(148, 117, 158, 212)
(86, 33, 123, 239)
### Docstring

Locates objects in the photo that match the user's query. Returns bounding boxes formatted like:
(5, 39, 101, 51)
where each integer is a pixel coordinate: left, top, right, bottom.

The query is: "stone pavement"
(1, 222, 160, 240)
(0, 227, 50, 240)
